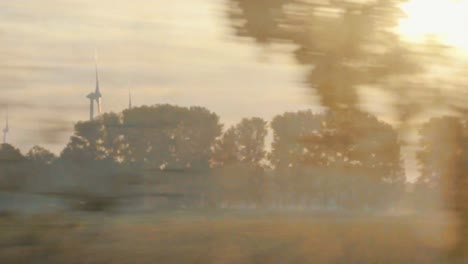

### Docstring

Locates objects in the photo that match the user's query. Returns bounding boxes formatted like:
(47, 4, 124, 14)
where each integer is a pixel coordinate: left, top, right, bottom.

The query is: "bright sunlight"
(398, 0, 468, 51)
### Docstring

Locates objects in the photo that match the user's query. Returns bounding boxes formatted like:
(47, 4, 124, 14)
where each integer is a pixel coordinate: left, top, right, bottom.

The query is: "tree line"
(0, 104, 465, 211)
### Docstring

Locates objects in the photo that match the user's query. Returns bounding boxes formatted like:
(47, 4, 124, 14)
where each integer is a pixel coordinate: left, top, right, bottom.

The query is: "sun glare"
(398, 0, 468, 51)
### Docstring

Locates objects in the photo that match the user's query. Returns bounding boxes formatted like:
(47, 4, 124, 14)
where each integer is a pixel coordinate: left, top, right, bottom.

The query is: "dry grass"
(0, 210, 459, 263)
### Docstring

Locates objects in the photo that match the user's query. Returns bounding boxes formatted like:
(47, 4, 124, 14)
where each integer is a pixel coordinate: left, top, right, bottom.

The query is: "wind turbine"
(128, 89, 132, 109)
(86, 51, 103, 120)
(2, 106, 9, 144)
(94, 52, 102, 115)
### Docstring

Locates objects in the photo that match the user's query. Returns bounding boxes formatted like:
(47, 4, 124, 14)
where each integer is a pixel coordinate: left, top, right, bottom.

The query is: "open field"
(0, 210, 460, 264)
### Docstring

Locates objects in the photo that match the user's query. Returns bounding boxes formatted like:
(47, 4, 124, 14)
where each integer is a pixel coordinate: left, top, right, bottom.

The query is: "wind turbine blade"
(95, 66, 100, 95)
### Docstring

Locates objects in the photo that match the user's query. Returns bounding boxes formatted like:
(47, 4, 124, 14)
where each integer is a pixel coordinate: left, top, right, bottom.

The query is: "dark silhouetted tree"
(269, 110, 324, 206)
(213, 117, 268, 206)
(121, 105, 222, 171)
(61, 112, 125, 162)
(415, 116, 468, 260)
(56, 113, 133, 208)
(0, 144, 27, 190)
(25, 145, 57, 190)
(26, 145, 56, 165)
(269, 109, 403, 209)
(214, 117, 268, 166)
(321, 109, 403, 209)
(415, 116, 465, 210)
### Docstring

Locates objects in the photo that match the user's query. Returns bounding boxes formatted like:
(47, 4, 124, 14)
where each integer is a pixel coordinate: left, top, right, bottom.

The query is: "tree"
(24, 145, 57, 190)
(26, 145, 56, 165)
(213, 117, 268, 166)
(213, 117, 268, 206)
(57, 113, 135, 208)
(270, 110, 324, 169)
(321, 109, 403, 209)
(269, 110, 325, 206)
(121, 105, 222, 170)
(61, 120, 104, 161)
(415, 116, 465, 210)
(414, 116, 468, 259)
(56, 104, 223, 209)
(0, 144, 27, 190)
(269, 109, 403, 209)
(60, 112, 125, 162)
(0, 144, 24, 163)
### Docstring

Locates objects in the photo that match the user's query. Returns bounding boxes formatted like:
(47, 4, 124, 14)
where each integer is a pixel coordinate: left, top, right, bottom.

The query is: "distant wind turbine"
(94, 52, 102, 114)
(2, 106, 9, 144)
(86, 51, 103, 120)
(129, 89, 132, 109)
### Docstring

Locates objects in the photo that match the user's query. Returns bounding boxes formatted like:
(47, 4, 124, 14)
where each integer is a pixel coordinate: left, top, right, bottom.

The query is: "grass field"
(0, 210, 460, 263)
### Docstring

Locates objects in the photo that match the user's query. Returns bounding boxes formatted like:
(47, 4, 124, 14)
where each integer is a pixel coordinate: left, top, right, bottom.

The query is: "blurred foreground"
(0, 210, 459, 264)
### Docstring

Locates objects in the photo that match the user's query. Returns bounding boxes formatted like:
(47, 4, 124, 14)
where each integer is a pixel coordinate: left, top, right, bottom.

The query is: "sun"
(397, 0, 468, 51)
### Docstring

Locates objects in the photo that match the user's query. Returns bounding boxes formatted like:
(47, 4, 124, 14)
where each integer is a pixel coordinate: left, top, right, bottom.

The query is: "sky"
(0, 0, 322, 154)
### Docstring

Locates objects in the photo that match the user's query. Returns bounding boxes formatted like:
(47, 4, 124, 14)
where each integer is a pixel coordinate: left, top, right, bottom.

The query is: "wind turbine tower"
(86, 91, 96, 120)
(2, 106, 9, 144)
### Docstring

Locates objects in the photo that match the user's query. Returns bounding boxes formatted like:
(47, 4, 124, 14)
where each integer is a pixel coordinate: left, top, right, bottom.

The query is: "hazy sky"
(0, 0, 323, 153)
